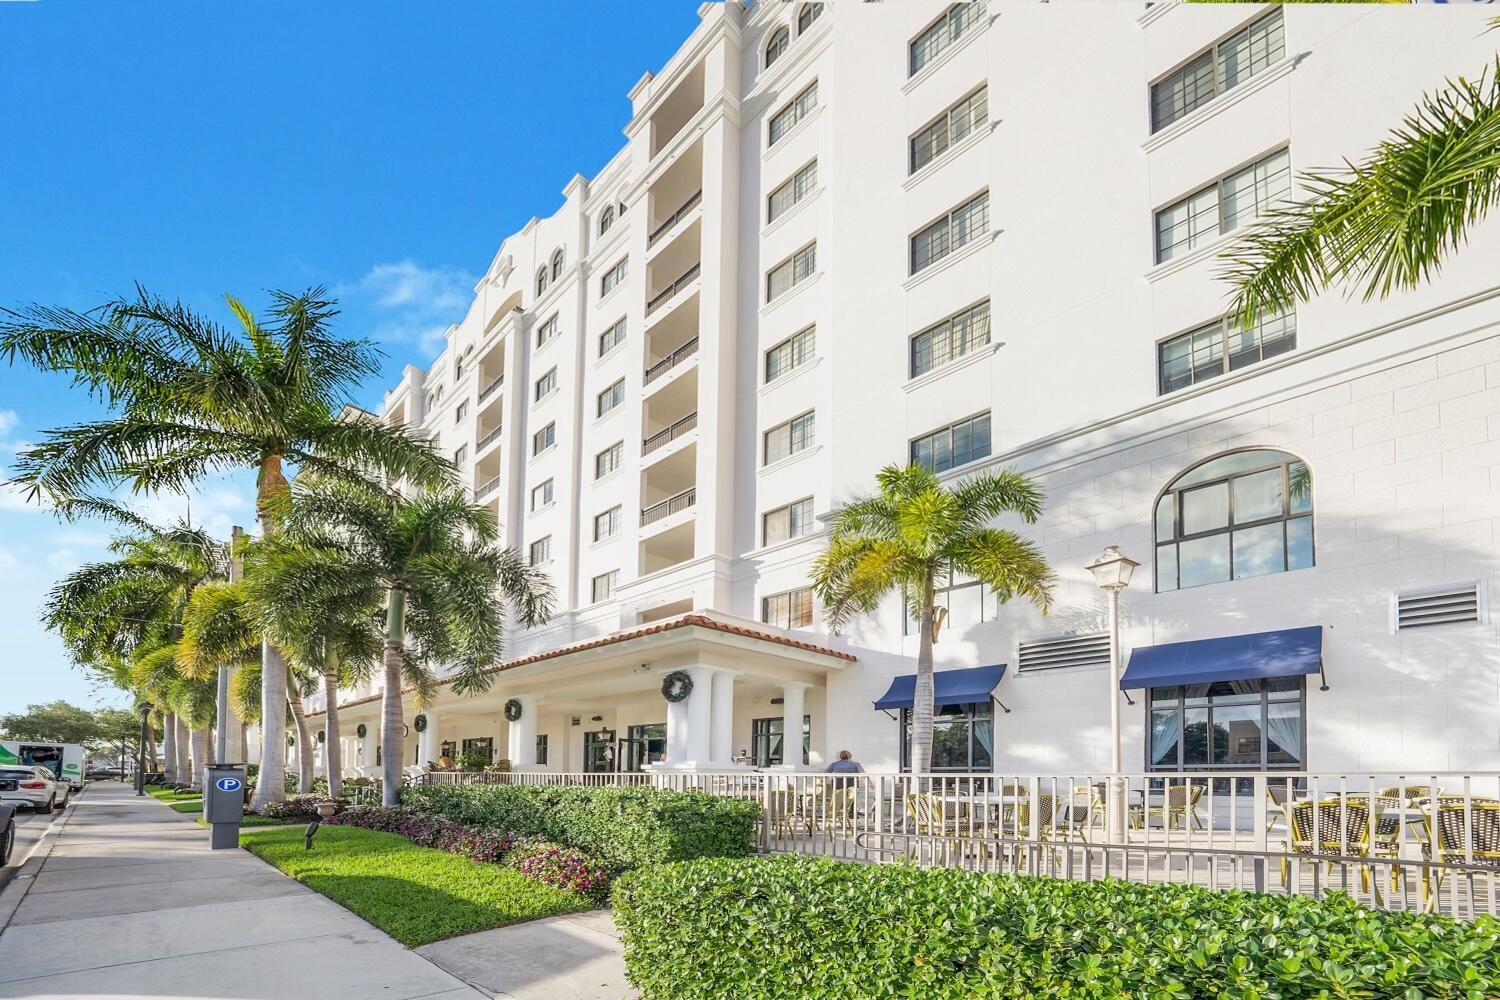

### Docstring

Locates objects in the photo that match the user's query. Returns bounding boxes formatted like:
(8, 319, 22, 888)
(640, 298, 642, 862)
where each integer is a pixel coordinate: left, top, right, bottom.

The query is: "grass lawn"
(145, 785, 204, 803)
(169, 799, 204, 813)
(194, 814, 298, 828)
(240, 825, 592, 946)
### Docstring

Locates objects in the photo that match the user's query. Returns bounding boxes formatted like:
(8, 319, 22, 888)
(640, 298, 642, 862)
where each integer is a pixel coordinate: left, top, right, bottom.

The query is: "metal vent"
(1396, 584, 1481, 631)
(1017, 633, 1110, 673)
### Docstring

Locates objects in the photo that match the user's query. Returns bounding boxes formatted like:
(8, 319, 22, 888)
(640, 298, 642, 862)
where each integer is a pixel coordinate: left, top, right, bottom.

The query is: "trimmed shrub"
(613, 855, 1500, 999)
(256, 794, 346, 821)
(508, 840, 610, 902)
(402, 784, 758, 869)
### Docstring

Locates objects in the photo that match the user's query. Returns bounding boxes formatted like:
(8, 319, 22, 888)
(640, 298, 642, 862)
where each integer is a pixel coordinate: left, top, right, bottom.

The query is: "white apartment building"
(298, 1, 1500, 784)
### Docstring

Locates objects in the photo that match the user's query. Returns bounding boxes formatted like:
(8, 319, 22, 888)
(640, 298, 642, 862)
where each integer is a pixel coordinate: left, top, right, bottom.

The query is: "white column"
(507, 696, 539, 769)
(710, 670, 738, 767)
(778, 681, 809, 771)
(418, 710, 441, 767)
(664, 697, 690, 765)
(360, 726, 376, 771)
(684, 667, 714, 767)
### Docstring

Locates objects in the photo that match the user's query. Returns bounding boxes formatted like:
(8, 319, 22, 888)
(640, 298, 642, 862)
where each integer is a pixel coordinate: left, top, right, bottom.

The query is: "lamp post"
(1087, 545, 1138, 845)
(135, 701, 153, 797)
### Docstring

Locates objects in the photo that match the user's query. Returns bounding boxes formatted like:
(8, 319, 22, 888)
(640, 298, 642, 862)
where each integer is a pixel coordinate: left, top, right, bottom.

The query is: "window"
(763, 496, 815, 546)
(1155, 148, 1290, 263)
(550, 249, 565, 282)
(594, 505, 622, 541)
(910, 300, 990, 377)
(1151, 10, 1285, 132)
(453, 445, 467, 466)
(535, 267, 550, 297)
(534, 367, 557, 402)
(597, 378, 624, 418)
(901, 563, 1003, 636)
(764, 411, 815, 465)
(762, 587, 814, 628)
(601, 258, 627, 296)
(910, 86, 987, 173)
(535, 734, 549, 766)
(592, 570, 619, 603)
(454, 359, 464, 381)
(532, 422, 555, 455)
(766, 242, 817, 302)
(598, 204, 615, 236)
(767, 160, 818, 223)
(752, 715, 810, 767)
(765, 26, 789, 68)
(535, 313, 559, 349)
(899, 703, 993, 772)
(529, 536, 551, 566)
(910, 1, 987, 77)
(1159, 307, 1295, 394)
(911, 190, 988, 274)
(1155, 449, 1312, 592)
(911, 411, 990, 474)
(598, 318, 626, 356)
(455, 400, 468, 423)
(1147, 677, 1304, 771)
(765, 325, 815, 382)
(797, 2, 824, 34)
(769, 80, 818, 145)
(595, 441, 623, 479)
(461, 737, 495, 764)
(530, 478, 554, 511)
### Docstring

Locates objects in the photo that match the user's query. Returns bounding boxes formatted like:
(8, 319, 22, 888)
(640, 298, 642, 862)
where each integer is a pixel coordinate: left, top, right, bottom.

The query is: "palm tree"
(1, 287, 452, 809)
(1221, 57, 1500, 328)
(250, 479, 555, 805)
(811, 464, 1054, 777)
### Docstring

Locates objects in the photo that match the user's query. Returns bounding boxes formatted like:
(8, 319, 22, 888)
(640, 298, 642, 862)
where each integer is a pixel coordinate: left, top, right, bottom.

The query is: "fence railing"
(479, 374, 504, 401)
(645, 263, 701, 316)
(647, 190, 703, 248)
(477, 426, 503, 450)
(476, 475, 500, 497)
(642, 412, 697, 454)
(644, 336, 700, 385)
(390, 768, 1500, 918)
(641, 487, 697, 526)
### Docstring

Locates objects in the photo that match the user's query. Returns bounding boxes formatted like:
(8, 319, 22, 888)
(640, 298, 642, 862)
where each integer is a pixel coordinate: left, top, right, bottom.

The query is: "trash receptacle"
(203, 765, 246, 850)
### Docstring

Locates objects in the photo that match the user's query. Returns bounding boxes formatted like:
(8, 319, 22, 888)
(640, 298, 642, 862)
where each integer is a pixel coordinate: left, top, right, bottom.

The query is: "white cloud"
(0, 410, 19, 437)
(345, 260, 476, 359)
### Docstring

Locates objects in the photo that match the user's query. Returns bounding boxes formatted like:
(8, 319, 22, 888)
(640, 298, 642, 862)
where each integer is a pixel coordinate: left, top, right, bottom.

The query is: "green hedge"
(613, 855, 1500, 999)
(401, 783, 758, 870)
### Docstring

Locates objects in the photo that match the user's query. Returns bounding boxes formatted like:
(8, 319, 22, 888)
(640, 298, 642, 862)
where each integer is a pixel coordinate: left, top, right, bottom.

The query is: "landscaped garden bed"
(614, 854, 1500, 998)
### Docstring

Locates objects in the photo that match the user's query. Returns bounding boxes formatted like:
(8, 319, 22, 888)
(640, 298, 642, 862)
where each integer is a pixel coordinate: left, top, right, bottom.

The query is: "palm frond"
(948, 528, 1055, 614)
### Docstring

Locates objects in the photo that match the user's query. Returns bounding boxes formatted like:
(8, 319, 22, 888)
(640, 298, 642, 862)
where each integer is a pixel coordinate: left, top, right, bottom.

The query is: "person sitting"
(824, 749, 865, 788)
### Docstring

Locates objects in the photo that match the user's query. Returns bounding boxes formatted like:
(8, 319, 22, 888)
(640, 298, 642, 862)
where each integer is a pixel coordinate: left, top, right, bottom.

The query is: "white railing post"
(1252, 774, 1268, 854)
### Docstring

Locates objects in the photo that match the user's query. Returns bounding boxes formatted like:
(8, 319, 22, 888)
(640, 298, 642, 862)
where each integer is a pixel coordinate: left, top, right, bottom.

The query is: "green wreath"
(316, 730, 326, 744)
(414, 713, 428, 733)
(504, 699, 523, 722)
(661, 670, 694, 703)
(356, 724, 367, 739)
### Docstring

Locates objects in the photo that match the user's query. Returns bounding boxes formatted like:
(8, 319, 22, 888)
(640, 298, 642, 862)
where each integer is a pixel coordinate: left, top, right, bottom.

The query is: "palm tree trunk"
(324, 660, 343, 798)
(250, 638, 288, 811)
(162, 713, 178, 784)
(175, 715, 190, 787)
(188, 728, 210, 792)
(381, 587, 407, 808)
(236, 720, 248, 766)
(288, 687, 314, 793)
(145, 730, 157, 771)
(911, 575, 937, 784)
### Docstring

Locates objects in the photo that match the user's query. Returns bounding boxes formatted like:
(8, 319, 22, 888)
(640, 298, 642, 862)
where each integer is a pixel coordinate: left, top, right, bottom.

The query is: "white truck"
(0, 742, 86, 791)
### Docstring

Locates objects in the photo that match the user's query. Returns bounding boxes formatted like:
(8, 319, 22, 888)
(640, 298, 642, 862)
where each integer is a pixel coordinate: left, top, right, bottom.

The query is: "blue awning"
(873, 664, 1007, 711)
(1120, 626, 1324, 690)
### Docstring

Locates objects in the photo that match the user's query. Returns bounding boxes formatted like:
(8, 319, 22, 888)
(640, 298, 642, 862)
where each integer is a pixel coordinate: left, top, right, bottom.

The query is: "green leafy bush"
(402, 783, 758, 869)
(613, 855, 1500, 999)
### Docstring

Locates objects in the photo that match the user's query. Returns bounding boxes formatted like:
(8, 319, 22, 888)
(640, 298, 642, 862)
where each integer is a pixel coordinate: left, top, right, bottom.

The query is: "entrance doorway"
(621, 723, 666, 772)
(583, 730, 616, 773)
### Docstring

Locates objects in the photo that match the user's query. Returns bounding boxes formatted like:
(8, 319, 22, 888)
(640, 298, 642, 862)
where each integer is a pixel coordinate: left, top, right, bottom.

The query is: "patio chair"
(1423, 801, 1500, 909)
(1379, 784, 1442, 806)
(1265, 780, 1295, 833)
(1143, 782, 1205, 832)
(907, 791, 988, 866)
(816, 786, 859, 835)
(768, 789, 814, 838)
(1283, 797, 1382, 903)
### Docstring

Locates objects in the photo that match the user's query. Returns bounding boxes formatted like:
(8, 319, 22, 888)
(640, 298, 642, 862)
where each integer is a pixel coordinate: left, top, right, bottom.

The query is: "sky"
(0, 0, 705, 716)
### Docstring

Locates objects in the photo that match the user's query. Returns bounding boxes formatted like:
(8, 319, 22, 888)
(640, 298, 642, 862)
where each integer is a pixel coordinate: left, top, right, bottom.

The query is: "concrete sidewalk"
(0, 782, 485, 999)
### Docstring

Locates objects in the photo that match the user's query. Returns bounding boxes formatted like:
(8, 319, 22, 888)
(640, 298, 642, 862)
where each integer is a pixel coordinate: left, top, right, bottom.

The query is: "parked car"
(0, 767, 65, 812)
(0, 803, 14, 865)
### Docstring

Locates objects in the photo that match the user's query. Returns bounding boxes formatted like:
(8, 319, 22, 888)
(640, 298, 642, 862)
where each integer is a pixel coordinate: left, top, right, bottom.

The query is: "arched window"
(1154, 449, 1312, 592)
(551, 248, 565, 281)
(765, 26, 789, 68)
(598, 204, 615, 236)
(535, 267, 549, 297)
(797, 2, 824, 34)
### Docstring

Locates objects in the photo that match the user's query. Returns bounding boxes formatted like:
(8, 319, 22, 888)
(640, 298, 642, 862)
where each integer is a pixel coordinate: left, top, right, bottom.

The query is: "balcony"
(478, 426, 503, 451)
(646, 263, 701, 318)
(644, 337, 699, 386)
(477, 475, 500, 497)
(642, 487, 696, 526)
(479, 374, 504, 402)
(649, 62, 705, 159)
(644, 412, 697, 455)
(647, 190, 702, 249)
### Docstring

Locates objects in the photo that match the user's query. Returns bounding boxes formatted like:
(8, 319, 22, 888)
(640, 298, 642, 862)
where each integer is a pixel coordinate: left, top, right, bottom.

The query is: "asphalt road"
(0, 793, 70, 887)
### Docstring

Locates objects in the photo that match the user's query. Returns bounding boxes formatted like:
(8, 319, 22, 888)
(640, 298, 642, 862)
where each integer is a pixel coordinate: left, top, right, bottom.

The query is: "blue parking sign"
(216, 777, 242, 792)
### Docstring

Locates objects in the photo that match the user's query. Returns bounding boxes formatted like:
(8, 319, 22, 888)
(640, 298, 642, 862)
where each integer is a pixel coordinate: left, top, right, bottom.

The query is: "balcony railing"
(642, 411, 697, 455)
(643, 337, 700, 385)
(647, 190, 703, 248)
(476, 476, 500, 497)
(645, 263, 702, 317)
(641, 487, 696, 526)
(478, 426, 503, 450)
(479, 374, 504, 401)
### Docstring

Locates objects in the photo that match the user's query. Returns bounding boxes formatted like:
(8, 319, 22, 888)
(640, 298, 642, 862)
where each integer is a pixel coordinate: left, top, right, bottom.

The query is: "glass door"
(583, 731, 616, 773)
(622, 723, 667, 772)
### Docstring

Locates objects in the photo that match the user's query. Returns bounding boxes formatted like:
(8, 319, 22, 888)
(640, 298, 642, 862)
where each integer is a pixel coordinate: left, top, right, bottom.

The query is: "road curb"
(0, 793, 81, 934)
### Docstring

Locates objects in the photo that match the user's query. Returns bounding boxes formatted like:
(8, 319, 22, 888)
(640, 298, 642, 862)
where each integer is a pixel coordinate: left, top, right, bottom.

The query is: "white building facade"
(299, 1, 1500, 785)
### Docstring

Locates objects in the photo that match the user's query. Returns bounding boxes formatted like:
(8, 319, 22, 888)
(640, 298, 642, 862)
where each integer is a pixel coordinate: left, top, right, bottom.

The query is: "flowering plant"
(509, 840, 611, 901)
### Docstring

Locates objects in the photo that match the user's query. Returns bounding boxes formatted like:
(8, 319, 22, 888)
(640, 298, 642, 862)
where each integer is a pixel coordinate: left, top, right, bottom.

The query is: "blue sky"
(0, 1, 704, 715)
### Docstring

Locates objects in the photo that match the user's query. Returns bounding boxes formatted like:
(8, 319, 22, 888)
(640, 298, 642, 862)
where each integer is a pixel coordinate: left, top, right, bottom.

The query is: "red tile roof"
(306, 613, 854, 717)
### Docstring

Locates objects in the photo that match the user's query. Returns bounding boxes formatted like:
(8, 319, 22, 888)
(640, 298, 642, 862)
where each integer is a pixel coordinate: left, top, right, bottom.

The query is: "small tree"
(0, 701, 100, 744)
(812, 464, 1054, 777)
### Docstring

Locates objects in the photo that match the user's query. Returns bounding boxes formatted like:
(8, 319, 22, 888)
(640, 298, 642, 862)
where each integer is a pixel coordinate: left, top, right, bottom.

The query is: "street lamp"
(135, 701, 153, 797)
(1087, 545, 1138, 845)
